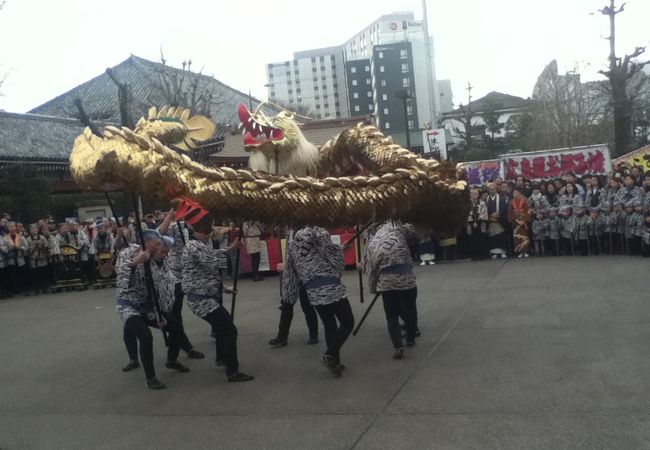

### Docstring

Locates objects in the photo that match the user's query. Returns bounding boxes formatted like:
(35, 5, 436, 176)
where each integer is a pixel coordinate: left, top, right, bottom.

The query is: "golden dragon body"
(69, 106, 469, 233)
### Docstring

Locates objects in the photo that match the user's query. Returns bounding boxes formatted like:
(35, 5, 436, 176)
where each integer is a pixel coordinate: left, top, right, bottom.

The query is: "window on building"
(319, 55, 324, 61)
(366, 78, 371, 85)
(336, 111, 341, 118)
(352, 79, 358, 86)
(316, 104, 321, 109)
(383, 108, 389, 115)
(378, 51, 384, 59)
(402, 78, 410, 87)
(315, 95, 320, 99)
(286, 71, 291, 77)
(406, 105, 413, 115)
(351, 67, 357, 73)
(323, 94, 328, 99)
(322, 76, 326, 80)
(333, 83, 338, 89)
(322, 85, 327, 90)
(288, 89, 293, 94)
(313, 77, 318, 82)
(385, 122, 390, 129)
(324, 103, 329, 108)
(365, 65, 370, 72)
(311, 57, 316, 63)
(296, 88, 302, 94)
(314, 86, 319, 91)
(354, 105, 360, 112)
(271, 91, 276, 98)
(312, 67, 317, 72)
(401, 63, 408, 73)
(334, 93, 339, 97)
(408, 120, 414, 129)
(379, 65, 385, 73)
(367, 91, 372, 97)
(400, 49, 408, 59)
(295, 70, 299, 75)
(320, 66, 325, 71)
(289, 100, 294, 104)
(382, 93, 388, 101)
(368, 104, 373, 111)
(380, 79, 386, 87)
(353, 92, 359, 99)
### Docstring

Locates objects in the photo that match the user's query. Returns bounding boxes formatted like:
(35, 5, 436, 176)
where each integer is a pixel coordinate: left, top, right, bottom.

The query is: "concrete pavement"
(1, 256, 650, 449)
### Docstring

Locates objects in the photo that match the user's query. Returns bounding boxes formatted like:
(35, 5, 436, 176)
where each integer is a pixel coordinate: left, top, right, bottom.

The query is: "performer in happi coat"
(587, 207, 604, 256)
(485, 182, 509, 259)
(157, 210, 204, 360)
(559, 206, 576, 256)
(531, 210, 547, 257)
(465, 188, 489, 260)
(26, 223, 50, 295)
(282, 226, 355, 377)
(574, 204, 590, 256)
(115, 229, 190, 390)
(545, 207, 561, 256)
(268, 229, 320, 348)
(362, 221, 419, 360)
(181, 215, 254, 383)
(0, 222, 29, 295)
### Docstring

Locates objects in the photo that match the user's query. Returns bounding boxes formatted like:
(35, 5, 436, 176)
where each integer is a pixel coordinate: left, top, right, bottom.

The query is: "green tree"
(482, 101, 505, 155)
(0, 164, 52, 223)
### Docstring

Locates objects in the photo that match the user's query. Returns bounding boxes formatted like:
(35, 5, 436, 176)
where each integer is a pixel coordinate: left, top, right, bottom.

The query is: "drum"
(97, 251, 115, 278)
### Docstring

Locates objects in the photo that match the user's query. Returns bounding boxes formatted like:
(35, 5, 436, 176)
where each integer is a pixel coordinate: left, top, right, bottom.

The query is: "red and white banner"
(501, 145, 611, 181)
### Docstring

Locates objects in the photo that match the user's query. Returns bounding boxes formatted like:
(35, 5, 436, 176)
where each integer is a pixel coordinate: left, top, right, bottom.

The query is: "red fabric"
(340, 233, 357, 265)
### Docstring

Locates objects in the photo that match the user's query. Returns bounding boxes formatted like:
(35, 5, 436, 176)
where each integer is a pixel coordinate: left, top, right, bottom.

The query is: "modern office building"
(266, 10, 442, 148)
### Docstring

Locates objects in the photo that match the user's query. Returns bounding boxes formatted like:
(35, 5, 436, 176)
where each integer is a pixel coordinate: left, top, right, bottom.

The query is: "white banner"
(423, 129, 447, 160)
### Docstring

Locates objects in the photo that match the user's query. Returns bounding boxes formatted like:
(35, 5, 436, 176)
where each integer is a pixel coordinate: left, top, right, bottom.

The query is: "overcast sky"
(1, 0, 649, 113)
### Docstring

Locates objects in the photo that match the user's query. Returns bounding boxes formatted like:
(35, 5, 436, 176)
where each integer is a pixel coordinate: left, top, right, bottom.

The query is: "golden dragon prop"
(69, 105, 469, 233)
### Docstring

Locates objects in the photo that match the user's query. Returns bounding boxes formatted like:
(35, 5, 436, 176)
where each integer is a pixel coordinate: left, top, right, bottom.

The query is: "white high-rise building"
(266, 11, 442, 148)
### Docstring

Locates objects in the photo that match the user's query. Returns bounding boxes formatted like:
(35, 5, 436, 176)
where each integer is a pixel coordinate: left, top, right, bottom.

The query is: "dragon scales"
(69, 105, 469, 233)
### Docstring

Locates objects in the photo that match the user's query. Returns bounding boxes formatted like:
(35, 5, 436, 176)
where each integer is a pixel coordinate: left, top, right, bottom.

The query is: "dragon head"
(135, 106, 216, 151)
(238, 104, 319, 175)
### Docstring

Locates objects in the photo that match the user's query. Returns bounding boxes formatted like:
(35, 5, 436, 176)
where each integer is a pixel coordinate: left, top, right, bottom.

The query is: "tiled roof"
(446, 91, 531, 116)
(218, 115, 373, 160)
(29, 55, 267, 125)
(0, 111, 86, 161)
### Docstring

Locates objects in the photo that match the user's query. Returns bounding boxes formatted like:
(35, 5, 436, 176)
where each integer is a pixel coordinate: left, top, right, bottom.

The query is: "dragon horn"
(174, 197, 209, 225)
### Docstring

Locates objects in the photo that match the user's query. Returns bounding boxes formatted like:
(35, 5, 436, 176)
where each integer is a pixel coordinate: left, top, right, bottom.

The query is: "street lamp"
(397, 88, 413, 150)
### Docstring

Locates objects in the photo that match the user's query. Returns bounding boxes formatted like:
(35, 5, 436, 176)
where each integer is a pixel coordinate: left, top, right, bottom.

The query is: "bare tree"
(143, 50, 233, 118)
(531, 60, 610, 149)
(598, 1, 650, 156)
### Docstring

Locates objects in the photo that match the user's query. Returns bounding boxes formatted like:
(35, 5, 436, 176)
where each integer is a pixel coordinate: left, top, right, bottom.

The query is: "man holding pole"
(115, 229, 190, 390)
(281, 226, 354, 377)
(181, 215, 254, 383)
(361, 221, 419, 360)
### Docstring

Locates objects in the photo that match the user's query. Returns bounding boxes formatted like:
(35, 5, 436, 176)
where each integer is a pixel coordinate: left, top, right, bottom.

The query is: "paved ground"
(1, 256, 650, 450)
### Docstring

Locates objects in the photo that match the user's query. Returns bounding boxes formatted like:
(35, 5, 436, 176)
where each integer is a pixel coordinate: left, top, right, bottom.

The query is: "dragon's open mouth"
(238, 104, 285, 148)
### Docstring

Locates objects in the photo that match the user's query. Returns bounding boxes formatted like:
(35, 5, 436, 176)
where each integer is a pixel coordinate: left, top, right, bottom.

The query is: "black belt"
(303, 276, 341, 290)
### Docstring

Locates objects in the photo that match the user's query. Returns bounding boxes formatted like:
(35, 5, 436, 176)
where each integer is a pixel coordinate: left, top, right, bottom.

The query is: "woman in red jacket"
(508, 188, 532, 258)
